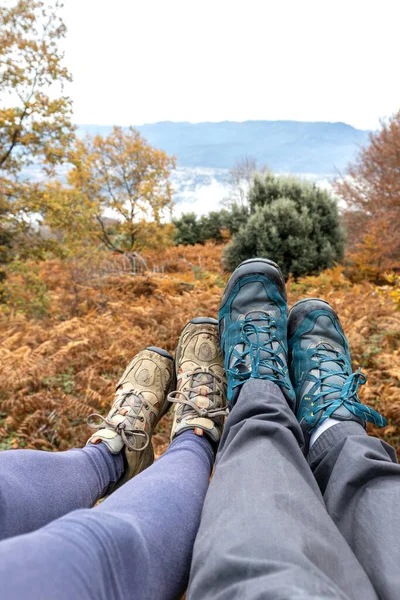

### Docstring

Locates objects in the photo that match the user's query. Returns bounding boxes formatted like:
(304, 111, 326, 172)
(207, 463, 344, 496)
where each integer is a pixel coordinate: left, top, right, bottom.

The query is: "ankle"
(170, 429, 215, 469)
(309, 417, 341, 448)
(84, 442, 125, 497)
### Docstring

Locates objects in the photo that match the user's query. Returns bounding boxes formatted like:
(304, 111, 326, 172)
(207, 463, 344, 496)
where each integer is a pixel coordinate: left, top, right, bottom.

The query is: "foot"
(169, 318, 228, 445)
(219, 258, 295, 408)
(288, 298, 386, 438)
(87, 347, 175, 490)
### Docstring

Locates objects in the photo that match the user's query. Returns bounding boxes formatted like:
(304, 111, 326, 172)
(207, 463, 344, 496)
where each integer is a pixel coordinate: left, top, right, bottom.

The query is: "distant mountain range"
(78, 120, 370, 175)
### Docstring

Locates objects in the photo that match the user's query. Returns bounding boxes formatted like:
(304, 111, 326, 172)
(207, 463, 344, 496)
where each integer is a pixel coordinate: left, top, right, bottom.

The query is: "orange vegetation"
(0, 243, 399, 456)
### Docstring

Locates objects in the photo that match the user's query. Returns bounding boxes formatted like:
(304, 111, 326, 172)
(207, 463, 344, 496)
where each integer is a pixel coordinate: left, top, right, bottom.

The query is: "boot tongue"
(117, 386, 141, 405)
(177, 371, 214, 419)
(112, 389, 147, 430)
(314, 342, 346, 401)
(245, 308, 279, 322)
(188, 371, 214, 400)
(230, 310, 278, 377)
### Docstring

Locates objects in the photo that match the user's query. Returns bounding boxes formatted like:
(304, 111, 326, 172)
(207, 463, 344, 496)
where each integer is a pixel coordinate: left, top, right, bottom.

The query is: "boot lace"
(87, 390, 151, 452)
(227, 314, 290, 392)
(168, 367, 229, 422)
(307, 347, 386, 431)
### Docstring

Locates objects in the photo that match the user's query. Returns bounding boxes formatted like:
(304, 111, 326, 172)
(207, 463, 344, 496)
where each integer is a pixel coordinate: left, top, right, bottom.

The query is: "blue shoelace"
(226, 314, 291, 392)
(306, 350, 386, 431)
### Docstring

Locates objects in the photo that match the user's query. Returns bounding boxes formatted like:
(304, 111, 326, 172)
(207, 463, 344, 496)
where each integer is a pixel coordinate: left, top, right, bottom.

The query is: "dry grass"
(0, 244, 399, 456)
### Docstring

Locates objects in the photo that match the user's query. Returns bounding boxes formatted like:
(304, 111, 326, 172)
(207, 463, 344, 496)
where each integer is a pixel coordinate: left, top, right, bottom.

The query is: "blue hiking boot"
(219, 258, 296, 409)
(288, 298, 386, 440)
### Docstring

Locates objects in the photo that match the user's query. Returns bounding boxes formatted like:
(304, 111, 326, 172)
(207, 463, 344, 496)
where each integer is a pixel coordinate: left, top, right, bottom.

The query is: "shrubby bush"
(223, 173, 345, 279)
(173, 213, 203, 245)
(173, 205, 249, 245)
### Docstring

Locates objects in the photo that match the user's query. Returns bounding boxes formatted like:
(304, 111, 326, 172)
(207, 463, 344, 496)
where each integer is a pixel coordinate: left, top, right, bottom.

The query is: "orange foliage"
(336, 111, 400, 278)
(344, 217, 399, 283)
(0, 245, 399, 457)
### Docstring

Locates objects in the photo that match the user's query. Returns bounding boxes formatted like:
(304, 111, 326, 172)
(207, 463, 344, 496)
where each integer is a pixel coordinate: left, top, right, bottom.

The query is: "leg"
(288, 297, 391, 598)
(189, 258, 376, 599)
(0, 443, 123, 541)
(0, 431, 213, 600)
(0, 344, 175, 541)
(188, 380, 378, 600)
(309, 422, 400, 600)
(0, 319, 226, 599)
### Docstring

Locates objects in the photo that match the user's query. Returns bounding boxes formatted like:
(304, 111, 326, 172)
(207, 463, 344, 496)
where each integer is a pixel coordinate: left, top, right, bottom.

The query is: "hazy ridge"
(78, 120, 370, 175)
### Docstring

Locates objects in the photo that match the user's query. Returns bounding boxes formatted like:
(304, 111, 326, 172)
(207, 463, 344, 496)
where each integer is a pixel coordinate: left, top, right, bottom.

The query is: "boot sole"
(146, 346, 174, 360)
(220, 258, 287, 311)
(287, 298, 339, 339)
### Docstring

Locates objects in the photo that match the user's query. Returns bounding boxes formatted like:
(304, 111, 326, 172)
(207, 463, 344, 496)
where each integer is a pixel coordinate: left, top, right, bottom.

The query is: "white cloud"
(173, 179, 229, 217)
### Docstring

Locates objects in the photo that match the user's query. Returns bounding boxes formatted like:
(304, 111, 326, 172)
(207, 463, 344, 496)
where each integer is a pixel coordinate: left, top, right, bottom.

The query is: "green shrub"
(173, 213, 203, 245)
(173, 206, 249, 245)
(223, 173, 345, 279)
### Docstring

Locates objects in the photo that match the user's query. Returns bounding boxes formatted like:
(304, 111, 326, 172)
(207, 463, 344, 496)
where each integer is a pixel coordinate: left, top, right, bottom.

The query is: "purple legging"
(0, 431, 213, 599)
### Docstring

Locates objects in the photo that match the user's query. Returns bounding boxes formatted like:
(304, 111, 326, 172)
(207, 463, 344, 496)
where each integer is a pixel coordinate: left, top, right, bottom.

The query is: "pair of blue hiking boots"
(219, 258, 386, 443)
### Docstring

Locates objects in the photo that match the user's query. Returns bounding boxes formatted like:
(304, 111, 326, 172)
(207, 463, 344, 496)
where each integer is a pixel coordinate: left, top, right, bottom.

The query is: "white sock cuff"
(309, 417, 341, 448)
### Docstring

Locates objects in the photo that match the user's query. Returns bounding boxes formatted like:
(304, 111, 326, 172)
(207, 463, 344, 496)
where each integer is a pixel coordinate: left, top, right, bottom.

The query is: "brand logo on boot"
(137, 368, 151, 385)
(198, 342, 215, 361)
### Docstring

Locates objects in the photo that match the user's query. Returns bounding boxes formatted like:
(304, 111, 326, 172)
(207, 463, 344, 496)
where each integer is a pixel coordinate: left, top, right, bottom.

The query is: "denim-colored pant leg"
(309, 421, 400, 600)
(0, 431, 213, 600)
(188, 380, 378, 600)
(0, 443, 123, 540)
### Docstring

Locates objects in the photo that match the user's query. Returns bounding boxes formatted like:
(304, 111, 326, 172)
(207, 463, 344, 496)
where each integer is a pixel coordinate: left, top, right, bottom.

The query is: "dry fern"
(0, 245, 399, 456)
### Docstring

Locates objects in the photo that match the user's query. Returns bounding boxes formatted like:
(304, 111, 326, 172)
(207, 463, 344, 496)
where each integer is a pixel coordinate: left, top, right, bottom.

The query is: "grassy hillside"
(1, 243, 399, 456)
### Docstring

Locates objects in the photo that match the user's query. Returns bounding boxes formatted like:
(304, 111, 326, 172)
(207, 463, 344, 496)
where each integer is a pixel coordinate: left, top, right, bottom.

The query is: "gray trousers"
(188, 379, 400, 600)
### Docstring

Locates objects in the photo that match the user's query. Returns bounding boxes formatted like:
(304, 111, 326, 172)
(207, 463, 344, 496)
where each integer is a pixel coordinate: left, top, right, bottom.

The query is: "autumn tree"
(0, 0, 73, 199)
(335, 111, 400, 276)
(0, 0, 73, 282)
(49, 127, 176, 262)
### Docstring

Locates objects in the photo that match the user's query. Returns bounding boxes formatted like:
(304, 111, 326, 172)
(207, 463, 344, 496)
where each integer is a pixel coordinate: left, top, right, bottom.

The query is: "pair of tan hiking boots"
(87, 318, 228, 490)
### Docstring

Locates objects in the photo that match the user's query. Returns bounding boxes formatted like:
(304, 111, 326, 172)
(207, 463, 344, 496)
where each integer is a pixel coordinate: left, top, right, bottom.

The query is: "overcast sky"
(62, 0, 400, 130)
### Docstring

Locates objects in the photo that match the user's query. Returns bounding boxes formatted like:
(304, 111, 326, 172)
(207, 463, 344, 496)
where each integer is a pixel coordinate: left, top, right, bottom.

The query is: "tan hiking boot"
(87, 346, 175, 490)
(169, 318, 228, 444)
